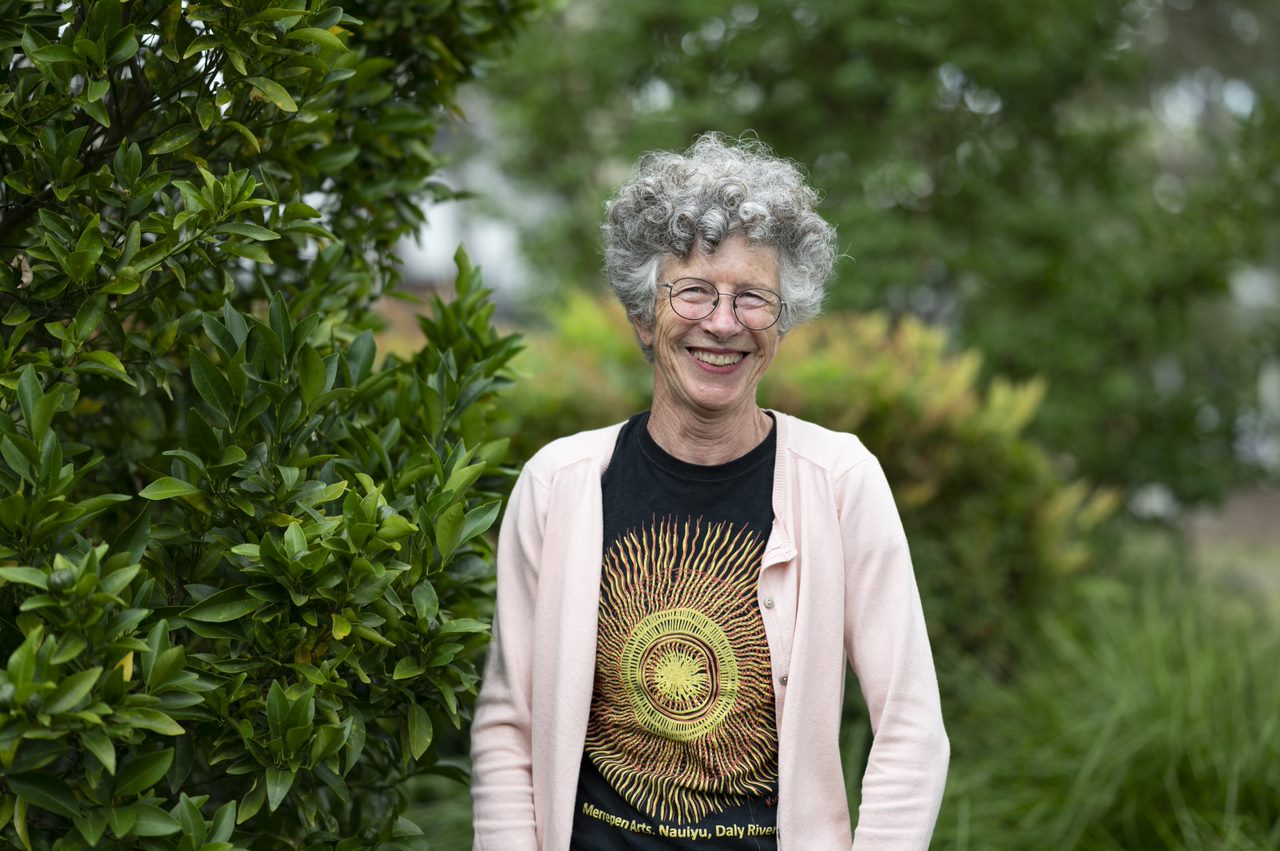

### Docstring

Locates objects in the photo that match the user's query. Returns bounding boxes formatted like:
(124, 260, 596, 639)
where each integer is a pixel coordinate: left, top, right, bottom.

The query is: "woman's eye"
(677, 286, 715, 302)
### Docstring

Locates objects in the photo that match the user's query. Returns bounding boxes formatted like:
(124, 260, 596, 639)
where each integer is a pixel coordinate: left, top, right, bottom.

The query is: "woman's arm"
(838, 456, 950, 850)
(470, 466, 548, 851)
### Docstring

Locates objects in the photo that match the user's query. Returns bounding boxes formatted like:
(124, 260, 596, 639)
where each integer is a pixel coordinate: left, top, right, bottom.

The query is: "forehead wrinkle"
(663, 246, 780, 293)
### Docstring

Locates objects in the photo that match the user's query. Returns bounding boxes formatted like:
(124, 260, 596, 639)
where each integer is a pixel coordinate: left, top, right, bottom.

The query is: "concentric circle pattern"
(621, 607, 739, 742)
(586, 517, 778, 824)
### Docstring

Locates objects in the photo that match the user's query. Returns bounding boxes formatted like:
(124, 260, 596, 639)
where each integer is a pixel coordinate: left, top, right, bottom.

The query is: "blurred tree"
(474, 0, 1280, 509)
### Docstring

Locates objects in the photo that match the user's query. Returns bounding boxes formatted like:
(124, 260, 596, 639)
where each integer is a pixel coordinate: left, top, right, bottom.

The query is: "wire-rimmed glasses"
(658, 278, 786, 331)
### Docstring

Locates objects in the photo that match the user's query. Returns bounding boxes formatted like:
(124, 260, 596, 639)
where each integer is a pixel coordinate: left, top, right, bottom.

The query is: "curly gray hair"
(602, 133, 837, 354)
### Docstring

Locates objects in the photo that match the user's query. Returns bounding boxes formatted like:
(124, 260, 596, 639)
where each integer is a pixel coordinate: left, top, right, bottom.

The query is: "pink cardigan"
(471, 413, 949, 850)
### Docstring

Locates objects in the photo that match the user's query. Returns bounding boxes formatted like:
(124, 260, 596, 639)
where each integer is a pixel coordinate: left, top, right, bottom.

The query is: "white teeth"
(691, 349, 744, 366)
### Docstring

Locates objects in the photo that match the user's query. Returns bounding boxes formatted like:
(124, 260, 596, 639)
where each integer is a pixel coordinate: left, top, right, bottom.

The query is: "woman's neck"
(645, 395, 772, 466)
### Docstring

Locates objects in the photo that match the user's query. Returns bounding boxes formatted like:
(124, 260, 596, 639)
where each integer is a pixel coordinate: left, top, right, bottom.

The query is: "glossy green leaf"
(182, 35, 221, 59)
(32, 44, 80, 64)
(51, 635, 87, 665)
(81, 97, 111, 128)
(139, 476, 200, 500)
(215, 222, 280, 241)
(189, 347, 235, 421)
(209, 800, 236, 841)
(115, 748, 174, 798)
(149, 124, 200, 155)
(434, 502, 464, 560)
(79, 350, 137, 385)
(237, 778, 265, 824)
(459, 500, 502, 546)
(438, 617, 488, 635)
(411, 581, 439, 621)
(392, 657, 424, 679)
(286, 27, 348, 51)
(266, 767, 295, 812)
(130, 804, 181, 836)
(244, 76, 298, 112)
(180, 588, 261, 623)
(45, 666, 101, 713)
(408, 704, 432, 760)
(73, 809, 108, 845)
(0, 568, 49, 589)
(107, 802, 137, 837)
(299, 345, 326, 408)
(283, 522, 306, 559)
(223, 119, 261, 153)
(80, 730, 116, 775)
(112, 707, 185, 735)
(7, 773, 79, 818)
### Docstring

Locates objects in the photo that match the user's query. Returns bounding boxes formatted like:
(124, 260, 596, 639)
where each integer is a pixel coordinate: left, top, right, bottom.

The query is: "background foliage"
(0, 0, 537, 847)
(930, 564, 1280, 850)
(471, 0, 1280, 509)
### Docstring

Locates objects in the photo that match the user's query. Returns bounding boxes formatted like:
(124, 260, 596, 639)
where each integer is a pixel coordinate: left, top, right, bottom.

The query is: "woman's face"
(635, 234, 782, 420)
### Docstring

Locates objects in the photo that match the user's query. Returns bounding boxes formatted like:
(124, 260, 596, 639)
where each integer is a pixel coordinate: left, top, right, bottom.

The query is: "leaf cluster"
(0, 0, 540, 847)
(1, 252, 521, 848)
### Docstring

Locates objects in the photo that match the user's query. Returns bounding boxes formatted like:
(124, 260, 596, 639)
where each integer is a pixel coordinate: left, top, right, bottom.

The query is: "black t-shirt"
(569, 412, 780, 850)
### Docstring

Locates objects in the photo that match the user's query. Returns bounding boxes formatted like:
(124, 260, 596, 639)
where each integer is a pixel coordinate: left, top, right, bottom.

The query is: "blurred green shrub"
(0, 0, 536, 846)
(931, 571, 1280, 850)
(507, 295, 1116, 699)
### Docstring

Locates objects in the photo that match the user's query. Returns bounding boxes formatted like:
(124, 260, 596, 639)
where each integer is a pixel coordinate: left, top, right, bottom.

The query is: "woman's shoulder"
(522, 420, 627, 481)
(772, 411, 876, 474)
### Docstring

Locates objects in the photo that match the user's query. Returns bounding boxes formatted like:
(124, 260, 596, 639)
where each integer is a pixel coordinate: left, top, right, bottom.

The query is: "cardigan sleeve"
(470, 465, 548, 851)
(838, 455, 950, 850)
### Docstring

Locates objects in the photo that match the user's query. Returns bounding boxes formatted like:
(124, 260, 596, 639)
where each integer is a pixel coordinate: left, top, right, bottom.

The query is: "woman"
(471, 134, 948, 850)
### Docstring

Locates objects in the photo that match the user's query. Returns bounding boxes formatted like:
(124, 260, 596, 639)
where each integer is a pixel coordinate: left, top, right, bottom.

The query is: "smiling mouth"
(689, 349, 746, 367)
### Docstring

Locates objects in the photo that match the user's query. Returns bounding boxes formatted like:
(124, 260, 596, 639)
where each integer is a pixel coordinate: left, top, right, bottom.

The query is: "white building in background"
(394, 97, 545, 320)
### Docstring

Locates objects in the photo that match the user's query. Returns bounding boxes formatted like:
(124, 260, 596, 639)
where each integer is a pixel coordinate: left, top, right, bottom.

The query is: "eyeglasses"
(658, 278, 786, 331)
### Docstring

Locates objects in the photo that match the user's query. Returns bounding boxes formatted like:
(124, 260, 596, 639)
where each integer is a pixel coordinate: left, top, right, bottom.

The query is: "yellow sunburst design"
(586, 517, 778, 824)
(621, 607, 736, 742)
(652, 649, 708, 704)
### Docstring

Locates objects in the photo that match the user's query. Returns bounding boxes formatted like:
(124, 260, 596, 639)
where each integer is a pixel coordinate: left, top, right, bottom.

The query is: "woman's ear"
(632, 318, 654, 348)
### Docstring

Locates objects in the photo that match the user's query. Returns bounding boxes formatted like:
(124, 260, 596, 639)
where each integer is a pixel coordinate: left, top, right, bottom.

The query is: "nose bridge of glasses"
(711, 289, 739, 319)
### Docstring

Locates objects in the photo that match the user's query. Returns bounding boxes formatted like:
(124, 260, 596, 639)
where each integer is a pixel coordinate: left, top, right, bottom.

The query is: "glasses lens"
(669, 279, 717, 319)
(734, 290, 782, 330)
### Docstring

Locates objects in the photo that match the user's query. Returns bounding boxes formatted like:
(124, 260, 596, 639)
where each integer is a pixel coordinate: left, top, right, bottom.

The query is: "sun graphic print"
(653, 650, 707, 704)
(586, 517, 778, 825)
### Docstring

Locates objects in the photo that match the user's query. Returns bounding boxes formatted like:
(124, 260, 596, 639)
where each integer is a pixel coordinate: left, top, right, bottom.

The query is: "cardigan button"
(779, 675, 789, 686)
(762, 597, 774, 609)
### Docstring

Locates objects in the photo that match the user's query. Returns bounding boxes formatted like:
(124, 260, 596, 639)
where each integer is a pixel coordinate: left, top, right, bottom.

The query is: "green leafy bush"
(0, 258, 519, 848)
(0, 0, 535, 846)
(931, 568, 1280, 850)
(507, 295, 1115, 699)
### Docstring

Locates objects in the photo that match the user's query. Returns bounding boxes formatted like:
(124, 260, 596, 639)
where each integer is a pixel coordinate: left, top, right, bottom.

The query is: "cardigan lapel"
(543, 428, 619, 851)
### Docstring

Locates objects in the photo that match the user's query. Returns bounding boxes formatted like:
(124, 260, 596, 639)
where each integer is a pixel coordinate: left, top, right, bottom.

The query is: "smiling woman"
(471, 134, 950, 851)
(640, 233, 782, 463)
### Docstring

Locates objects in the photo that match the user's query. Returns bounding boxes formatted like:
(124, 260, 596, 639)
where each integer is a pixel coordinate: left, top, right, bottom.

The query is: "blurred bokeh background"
(390, 1, 1280, 847)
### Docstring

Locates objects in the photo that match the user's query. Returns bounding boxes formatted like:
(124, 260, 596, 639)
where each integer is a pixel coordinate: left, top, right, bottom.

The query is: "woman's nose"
(701, 295, 740, 336)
